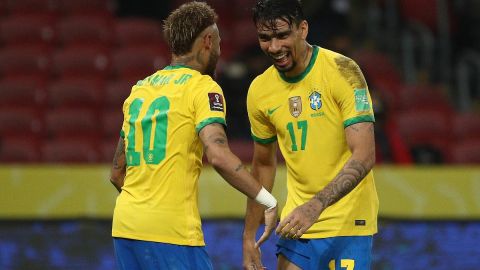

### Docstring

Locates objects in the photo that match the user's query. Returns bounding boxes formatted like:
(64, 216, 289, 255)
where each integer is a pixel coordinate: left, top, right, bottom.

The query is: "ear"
(202, 32, 213, 51)
(299, 20, 308, 40)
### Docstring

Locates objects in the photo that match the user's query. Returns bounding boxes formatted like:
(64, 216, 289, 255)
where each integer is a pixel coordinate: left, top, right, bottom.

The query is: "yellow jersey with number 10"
(112, 65, 226, 246)
(247, 46, 378, 239)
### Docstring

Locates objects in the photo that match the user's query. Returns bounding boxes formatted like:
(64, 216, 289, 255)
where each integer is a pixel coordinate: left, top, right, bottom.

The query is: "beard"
(273, 59, 297, 73)
(205, 50, 219, 78)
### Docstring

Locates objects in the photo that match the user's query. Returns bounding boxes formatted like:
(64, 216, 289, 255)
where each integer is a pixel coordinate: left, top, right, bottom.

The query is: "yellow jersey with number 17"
(112, 65, 226, 246)
(247, 46, 378, 239)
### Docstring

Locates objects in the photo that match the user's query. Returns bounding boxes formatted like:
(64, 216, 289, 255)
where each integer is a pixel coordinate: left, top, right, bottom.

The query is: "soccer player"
(242, 0, 378, 269)
(109, 2, 278, 270)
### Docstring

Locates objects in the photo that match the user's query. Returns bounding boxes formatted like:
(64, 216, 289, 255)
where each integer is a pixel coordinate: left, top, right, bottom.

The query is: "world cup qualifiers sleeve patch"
(208, 92, 224, 112)
(354, 88, 371, 112)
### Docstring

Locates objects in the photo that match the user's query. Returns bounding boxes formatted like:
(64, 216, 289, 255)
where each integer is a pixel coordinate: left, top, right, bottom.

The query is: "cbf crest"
(289, 96, 302, 117)
(309, 91, 322, 110)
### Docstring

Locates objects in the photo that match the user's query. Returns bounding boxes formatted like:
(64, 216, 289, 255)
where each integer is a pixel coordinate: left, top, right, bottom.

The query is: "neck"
(284, 43, 313, 78)
(170, 53, 204, 73)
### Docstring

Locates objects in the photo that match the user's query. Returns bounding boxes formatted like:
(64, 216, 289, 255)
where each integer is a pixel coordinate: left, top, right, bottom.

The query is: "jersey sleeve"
(193, 79, 227, 133)
(331, 56, 375, 128)
(247, 82, 277, 144)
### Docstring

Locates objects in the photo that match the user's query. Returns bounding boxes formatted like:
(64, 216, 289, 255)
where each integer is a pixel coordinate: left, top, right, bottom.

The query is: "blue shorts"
(276, 236, 373, 270)
(113, 237, 213, 270)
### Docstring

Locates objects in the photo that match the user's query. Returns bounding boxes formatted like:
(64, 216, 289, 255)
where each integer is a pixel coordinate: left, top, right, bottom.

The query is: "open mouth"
(271, 52, 289, 66)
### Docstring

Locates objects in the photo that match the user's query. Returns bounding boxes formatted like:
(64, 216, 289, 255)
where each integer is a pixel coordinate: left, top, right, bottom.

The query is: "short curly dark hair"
(163, 1, 218, 56)
(253, 0, 304, 29)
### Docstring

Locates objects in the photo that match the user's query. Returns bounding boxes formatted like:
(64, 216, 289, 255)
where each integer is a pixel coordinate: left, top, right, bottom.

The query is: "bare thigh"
(277, 254, 302, 270)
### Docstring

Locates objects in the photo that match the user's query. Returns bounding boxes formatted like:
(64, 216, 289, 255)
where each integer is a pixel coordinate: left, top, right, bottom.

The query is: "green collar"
(163, 65, 194, 70)
(279, 45, 319, 83)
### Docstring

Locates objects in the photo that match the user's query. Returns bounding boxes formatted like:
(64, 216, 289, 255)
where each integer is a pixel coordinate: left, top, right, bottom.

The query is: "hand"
(276, 199, 323, 239)
(243, 238, 264, 270)
(255, 206, 278, 248)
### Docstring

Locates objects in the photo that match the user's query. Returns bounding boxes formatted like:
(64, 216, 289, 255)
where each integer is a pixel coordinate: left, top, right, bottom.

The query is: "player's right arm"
(110, 137, 126, 193)
(242, 141, 277, 270)
(199, 123, 278, 238)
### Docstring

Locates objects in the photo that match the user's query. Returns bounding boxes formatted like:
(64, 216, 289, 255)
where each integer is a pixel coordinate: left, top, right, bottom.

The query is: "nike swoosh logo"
(267, 105, 281, 115)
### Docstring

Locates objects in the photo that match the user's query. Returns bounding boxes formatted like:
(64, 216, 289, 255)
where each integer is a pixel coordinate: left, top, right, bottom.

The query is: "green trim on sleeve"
(120, 130, 125, 139)
(251, 133, 277, 144)
(343, 115, 375, 128)
(196, 117, 226, 133)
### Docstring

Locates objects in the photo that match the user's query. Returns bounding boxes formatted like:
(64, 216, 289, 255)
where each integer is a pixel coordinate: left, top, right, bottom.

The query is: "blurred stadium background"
(0, 0, 479, 269)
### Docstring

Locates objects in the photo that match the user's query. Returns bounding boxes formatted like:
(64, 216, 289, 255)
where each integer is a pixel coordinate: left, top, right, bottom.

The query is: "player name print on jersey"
(289, 96, 302, 117)
(208, 92, 224, 112)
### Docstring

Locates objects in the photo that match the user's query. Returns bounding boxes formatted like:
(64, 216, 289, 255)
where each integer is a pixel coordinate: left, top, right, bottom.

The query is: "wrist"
(254, 187, 277, 210)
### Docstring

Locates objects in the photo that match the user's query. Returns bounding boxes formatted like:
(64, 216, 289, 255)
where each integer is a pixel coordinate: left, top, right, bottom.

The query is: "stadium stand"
(46, 77, 103, 108)
(0, 14, 56, 47)
(114, 18, 164, 47)
(44, 108, 98, 139)
(51, 45, 110, 78)
(0, 45, 50, 77)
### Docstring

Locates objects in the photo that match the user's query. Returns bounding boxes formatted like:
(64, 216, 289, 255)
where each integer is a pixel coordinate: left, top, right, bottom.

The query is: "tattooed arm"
(276, 122, 375, 238)
(199, 123, 278, 253)
(199, 123, 264, 199)
(110, 137, 127, 193)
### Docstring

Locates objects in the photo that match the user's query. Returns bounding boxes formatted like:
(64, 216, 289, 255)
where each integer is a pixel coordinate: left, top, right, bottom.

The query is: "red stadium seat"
(396, 109, 451, 152)
(0, 108, 43, 136)
(52, 45, 110, 77)
(44, 108, 98, 139)
(231, 18, 258, 51)
(56, 14, 113, 47)
(0, 136, 40, 163)
(399, 85, 454, 113)
(105, 80, 133, 108)
(57, 0, 115, 15)
(111, 46, 167, 78)
(453, 112, 480, 141)
(4, 0, 56, 15)
(0, 14, 56, 46)
(100, 138, 118, 163)
(115, 18, 165, 48)
(46, 77, 103, 108)
(352, 49, 402, 88)
(0, 0, 6, 16)
(41, 138, 100, 163)
(0, 45, 50, 77)
(450, 140, 480, 164)
(101, 109, 123, 139)
(0, 76, 46, 108)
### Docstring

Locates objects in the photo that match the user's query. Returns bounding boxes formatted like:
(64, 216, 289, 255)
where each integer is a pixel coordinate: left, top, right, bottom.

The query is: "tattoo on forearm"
(207, 132, 227, 146)
(113, 139, 125, 170)
(314, 159, 368, 207)
(234, 163, 244, 172)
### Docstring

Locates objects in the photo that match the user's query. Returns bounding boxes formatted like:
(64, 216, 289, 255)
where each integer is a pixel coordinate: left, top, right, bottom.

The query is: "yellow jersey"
(247, 46, 378, 238)
(112, 65, 226, 246)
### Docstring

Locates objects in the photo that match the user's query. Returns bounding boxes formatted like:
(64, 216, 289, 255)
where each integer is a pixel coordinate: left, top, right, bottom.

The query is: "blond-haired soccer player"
(109, 2, 277, 269)
(242, 0, 378, 269)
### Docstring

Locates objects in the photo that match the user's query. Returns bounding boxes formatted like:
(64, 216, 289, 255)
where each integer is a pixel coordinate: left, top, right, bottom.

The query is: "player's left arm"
(110, 137, 126, 193)
(276, 121, 375, 238)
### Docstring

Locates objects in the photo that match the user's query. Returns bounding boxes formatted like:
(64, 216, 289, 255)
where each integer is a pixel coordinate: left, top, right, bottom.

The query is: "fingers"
(255, 206, 277, 248)
(243, 245, 264, 270)
(276, 214, 308, 239)
(255, 230, 270, 248)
